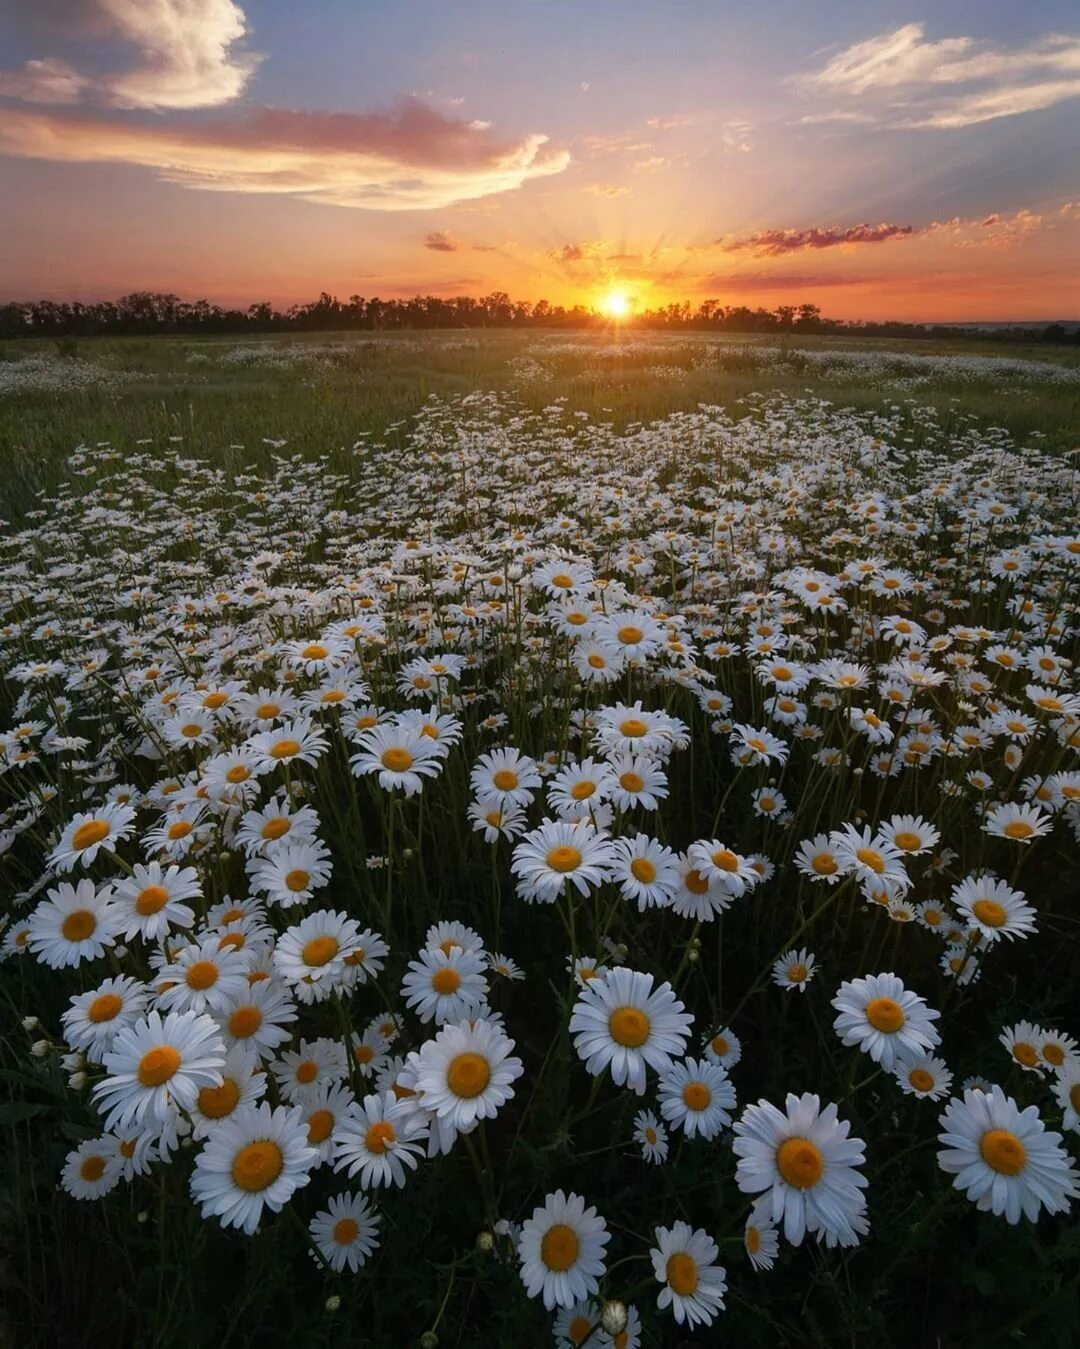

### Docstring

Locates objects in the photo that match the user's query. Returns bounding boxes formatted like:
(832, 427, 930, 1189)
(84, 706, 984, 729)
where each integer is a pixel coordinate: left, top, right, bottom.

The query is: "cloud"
(719, 119, 754, 152)
(583, 183, 629, 197)
(424, 231, 457, 251)
(646, 115, 693, 131)
(722, 222, 914, 256)
(0, 100, 571, 210)
(792, 23, 1078, 129)
(796, 23, 1080, 128)
(0, 0, 260, 110)
(550, 241, 606, 264)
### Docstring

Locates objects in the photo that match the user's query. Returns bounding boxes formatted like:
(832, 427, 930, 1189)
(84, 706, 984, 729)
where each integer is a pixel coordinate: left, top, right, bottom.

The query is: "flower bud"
(22, 1016, 40, 1032)
(325, 1295, 341, 1313)
(476, 1230, 494, 1253)
(31, 1039, 49, 1057)
(420, 1334, 439, 1349)
(68, 1071, 88, 1091)
(601, 1301, 628, 1335)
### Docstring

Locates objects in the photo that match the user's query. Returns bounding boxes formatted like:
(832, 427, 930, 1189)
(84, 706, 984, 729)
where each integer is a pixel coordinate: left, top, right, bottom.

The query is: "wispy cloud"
(795, 23, 1080, 129)
(0, 0, 260, 110)
(721, 222, 914, 256)
(424, 231, 457, 252)
(0, 100, 571, 210)
(583, 183, 629, 198)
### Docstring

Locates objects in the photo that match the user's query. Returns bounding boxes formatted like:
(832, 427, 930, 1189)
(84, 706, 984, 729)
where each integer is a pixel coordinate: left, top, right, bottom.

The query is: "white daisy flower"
(309, 1191, 381, 1272)
(28, 879, 120, 969)
(409, 1016, 523, 1132)
(569, 966, 693, 1095)
(400, 946, 488, 1025)
(93, 1009, 226, 1132)
(650, 1221, 726, 1329)
(517, 1189, 610, 1310)
(333, 1091, 429, 1189)
(831, 972, 940, 1070)
(658, 1057, 737, 1139)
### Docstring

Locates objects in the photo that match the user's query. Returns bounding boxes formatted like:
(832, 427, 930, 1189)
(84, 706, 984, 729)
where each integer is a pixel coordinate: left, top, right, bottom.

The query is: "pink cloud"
(722, 222, 914, 256)
(0, 100, 570, 210)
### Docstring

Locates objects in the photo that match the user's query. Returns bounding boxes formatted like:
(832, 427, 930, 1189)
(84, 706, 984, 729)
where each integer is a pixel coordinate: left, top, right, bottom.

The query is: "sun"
(598, 289, 631, 319)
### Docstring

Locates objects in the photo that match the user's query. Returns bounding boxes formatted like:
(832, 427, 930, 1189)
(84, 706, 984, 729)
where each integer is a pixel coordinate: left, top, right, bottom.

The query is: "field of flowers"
(1, 357, 1079, 1347)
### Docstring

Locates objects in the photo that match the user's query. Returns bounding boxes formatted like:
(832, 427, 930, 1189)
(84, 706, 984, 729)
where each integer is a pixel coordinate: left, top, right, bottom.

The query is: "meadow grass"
(1, 333, 1079, 1348)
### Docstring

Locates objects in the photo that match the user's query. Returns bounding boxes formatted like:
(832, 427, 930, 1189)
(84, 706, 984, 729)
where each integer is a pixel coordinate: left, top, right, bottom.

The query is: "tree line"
(0, 291, 1076, 344)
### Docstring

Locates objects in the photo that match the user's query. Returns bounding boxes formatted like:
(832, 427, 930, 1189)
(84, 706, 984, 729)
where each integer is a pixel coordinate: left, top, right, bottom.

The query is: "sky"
(0, 0, 1078, 321)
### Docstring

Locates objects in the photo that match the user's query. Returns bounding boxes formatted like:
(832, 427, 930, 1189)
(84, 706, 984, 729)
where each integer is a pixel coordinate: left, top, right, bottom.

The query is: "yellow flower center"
(255, 703, 280, 719)
(137, 1045, 181, 1087)
(855, 847, 886, 874)
(364, 1121, 396, 1154)
(908, 1069, 934, 1093)
(972, 898, 1006, 927)
(432, 967, 462, 995)
(447, 1052, 491, 1099)
(682, 1081, 712, 1112)
(540, 1223, 579, 1272)
(666, 1252, 699, 1296)
(228, 1005, 262, 1039)
(285, 869, 310, 893)
(865, 997, 905, 1032)
(302, 644, 329, 660)
(619, 718, 648, 737)
(1012, 1041, 1038, 1067)
(295, 1061, 318, 1084)
(167, 821, 193, 840)
(630, 857, 657, 883)
(135, 885, 170, 915)
(198, 1078, 240, 1119)
(88, 993, 123, 1023)
(270, 739, 301, 760)
(617, 625, 644, 645)
(811, 853, 838, 876)
(71, 819, 111, 851)
(333, 1218, 359, 1245)
(231, 1140, 284, 1192)
(776, 1136, 824, 1189)
(61, 910, 97, 942)
(381, 747, 413, 772)
(307, 1109, 335, 1144)
(186, 960, 219, 990)
(80, 1155, 107, 1183)
(261, 818, 291, 840)
(711, 1035, 729, 1057)
(980, 1129, 1026, 1176)
(684, 868, 710, 894)
(893, 832, 920, 852)
(203, 692, 229, 710)
(619, 771, 645, 793)
(1002, 821, 1033, 840)
(546, 846, 582, 873)
(711, 848, 739, 872)
(492, 769, 519, 791)
(570, 781, 595, 801)
(787, 963, 808, 983)
(608, 1006, 650, 1048)
(303, 936, 338, 967)
(225, 765, 251, 784)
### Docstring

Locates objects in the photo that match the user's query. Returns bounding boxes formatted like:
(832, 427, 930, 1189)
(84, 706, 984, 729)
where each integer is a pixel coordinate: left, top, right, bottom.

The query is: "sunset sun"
(598, 289, 631, 319)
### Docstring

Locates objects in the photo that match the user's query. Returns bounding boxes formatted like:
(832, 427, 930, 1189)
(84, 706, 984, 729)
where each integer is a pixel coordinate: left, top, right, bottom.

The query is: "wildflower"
(518, 1190, 610, 1310)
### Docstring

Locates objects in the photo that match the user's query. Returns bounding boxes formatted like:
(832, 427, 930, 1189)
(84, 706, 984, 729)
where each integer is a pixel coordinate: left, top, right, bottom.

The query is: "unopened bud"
(601, 1301, 628, 1336)
(686, 947, 700, 964)
(217, 851, 232, 864)
(68, 1071, 88, 1090)
(22, 1016, 40, 1032)
(476, 1230, 494, 1253)
(325, 1295, 341, 1313)
(31, 1039, 49, 1057)
(420, 1334, 439, 1349)
(137, 1210, 149, 1224)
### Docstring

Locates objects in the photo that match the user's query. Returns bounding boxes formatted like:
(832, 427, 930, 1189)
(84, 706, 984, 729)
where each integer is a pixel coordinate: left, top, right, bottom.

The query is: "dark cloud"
(722, 223, 914, 256)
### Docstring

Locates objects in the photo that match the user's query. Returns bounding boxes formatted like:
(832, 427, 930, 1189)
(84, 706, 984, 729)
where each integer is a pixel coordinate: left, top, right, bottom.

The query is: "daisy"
(1052, 1064, 1080, 1133)
(634, 1108, 669, 1164)
(248, 838, 333, 909)
(60, 1137, 124, 1201)
(651, 1222, 726, 1329)
(300, 1080, 356, 1163)
(409, 1016, 523, 1131)
(470, 746, 542, 807)
(93, 1009, 226, 1131)
(702, 1026, 742, 1070)
(603, 752, 668, 812)
(1038, 1029, 1079, 1073)
(733, 1092, 868, 1246)
(553, 1301, 606, 1349)
(401, 946, 488, 1025)
(273, 1037, 348, 1102)
(832, 973, 940, 1070)
(273, 909, 363, 1001)
(937, 1086, 1079, 1223)
(48, 802, 136, 872)
(510, 820, 615, 904)
(340, 928, 390, 989)
(156, 937, 252, 1015)
(518, 1190, 610, 1311)
(687, 839, 759, 898)
(1000, 1020, 1047, 1075)
(248, 717, 328, 772)
(658, 1057, 736, 1139)
(609, 833, 679, 911)
(881, 814, 941, 856)
(793, 834, 843, 884)
(112, 862, 200, 942)
(951, 874, 1037, 944)
(309, 1192, 381, 1272)
(349, 1025, 391, 1079)
(333, 1091, 429, 1189)
(350, 724, 442, 796)
(894, 1053, 953, 1101)
(236, 799, 321, 856)
(569, 967, 693, 1095)
(487, 952, 525, 981)
(61, 975, 149, 1062)
(190, 1101, 318, 1234)
(189, 1044, 267, 1139)
(744, 1202, 780, 1272)
(671, 854, 729, 921)
(216, 978, 297, 1058)
(141, 803, 208, 860)
(200, 749, 263, 802)
(772, 948, 816, 992)
(468, 797, 527, 842)
(425, 920, 485, 957)
(28, 879, 120, 969)
(547, 758, 613, 816)
(982, 801, 1053, 845)
(830, 824, 911, 892)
